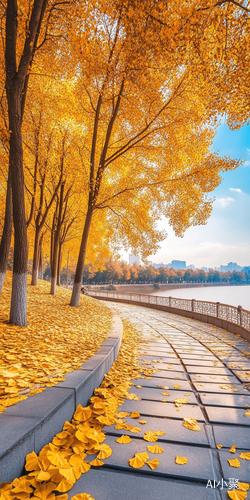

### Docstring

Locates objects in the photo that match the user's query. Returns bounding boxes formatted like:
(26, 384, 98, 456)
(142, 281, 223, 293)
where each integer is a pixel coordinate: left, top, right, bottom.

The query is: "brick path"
(69, 303, 250, 500)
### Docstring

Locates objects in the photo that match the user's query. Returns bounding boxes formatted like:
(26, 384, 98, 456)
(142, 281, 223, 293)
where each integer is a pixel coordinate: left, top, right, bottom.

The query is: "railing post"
(169, 296, 172, 308)
(238, 305, 242, 326)
(191, 299, 194, 312)
(216, 302, 220, 318)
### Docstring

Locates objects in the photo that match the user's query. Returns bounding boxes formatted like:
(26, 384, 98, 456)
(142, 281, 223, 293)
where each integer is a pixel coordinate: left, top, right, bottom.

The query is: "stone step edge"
(0, 304, 123, 483)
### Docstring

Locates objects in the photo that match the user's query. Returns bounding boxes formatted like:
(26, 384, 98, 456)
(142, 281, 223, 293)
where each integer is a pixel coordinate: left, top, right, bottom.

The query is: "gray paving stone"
(192, 382, 247, 394)
(128, 387, 196, 404)
(190, 374, 239, 384)
(232, 371, 250, 382)
(68, 469, 219, 500)
(200, 393, 250, 408)
(213, 424, 250, 449)
(180, 353, 219, 359)
(183, 360, 225, 367)
(3, 387, 74, 418)
(140, 362, 184, 373)
(150, 370, 188, 380)
(219, 449, 250, 482)
(132, 377, 192, 391)
(96, 435, 219, 482)
(206, 406, 250, 425)
(105, 415, 209, 446)
(119, 399, 205, 421)
(185, 366, 232, 375)
(139, 355, 179, 362)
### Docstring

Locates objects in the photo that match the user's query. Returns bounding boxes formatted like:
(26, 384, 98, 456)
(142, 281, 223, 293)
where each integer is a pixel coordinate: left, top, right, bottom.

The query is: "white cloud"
(215, 197, 235, 208)
(229, 188, 242, 193)
(244, 160, 250, 167)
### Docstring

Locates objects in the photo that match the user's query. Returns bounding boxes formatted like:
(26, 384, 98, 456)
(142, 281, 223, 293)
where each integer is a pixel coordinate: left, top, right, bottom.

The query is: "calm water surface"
(151, 285, 250, 311)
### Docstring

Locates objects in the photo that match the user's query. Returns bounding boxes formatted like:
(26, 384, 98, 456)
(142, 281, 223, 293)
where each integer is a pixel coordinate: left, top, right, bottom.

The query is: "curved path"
(70, 302, 250, 500)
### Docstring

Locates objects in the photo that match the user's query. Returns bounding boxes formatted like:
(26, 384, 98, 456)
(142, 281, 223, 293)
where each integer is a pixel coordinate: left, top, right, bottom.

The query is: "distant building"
(129, 254, 141, 266)
(219, 262, 242, 272)
(186, 264, 195, 270)
(202, 267, 209, 272)
(168, 260, 186, 270)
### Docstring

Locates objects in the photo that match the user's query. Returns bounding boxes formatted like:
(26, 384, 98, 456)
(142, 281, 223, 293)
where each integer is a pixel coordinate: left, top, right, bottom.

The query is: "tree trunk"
(66, 251, 69, 289)
(70, 208, 93, 307)
(38, 236, 43, 279)
(0, 171, 13, 291)
(50, 183, 64, 295)
(57, 243, 62, 286)
(31, 229, 40, 285)
(7, 92, 28, 325)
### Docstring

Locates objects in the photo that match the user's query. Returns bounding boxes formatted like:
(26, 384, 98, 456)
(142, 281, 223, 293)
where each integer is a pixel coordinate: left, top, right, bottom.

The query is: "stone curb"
(0, 303, 122, 483)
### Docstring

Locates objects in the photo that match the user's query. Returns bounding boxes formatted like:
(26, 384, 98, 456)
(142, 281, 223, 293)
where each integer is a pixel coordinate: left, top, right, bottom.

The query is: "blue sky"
(126, 119, 250, 268)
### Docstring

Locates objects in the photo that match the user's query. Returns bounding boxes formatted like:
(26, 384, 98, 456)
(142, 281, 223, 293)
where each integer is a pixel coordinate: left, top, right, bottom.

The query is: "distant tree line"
(69, 261, 249, 285)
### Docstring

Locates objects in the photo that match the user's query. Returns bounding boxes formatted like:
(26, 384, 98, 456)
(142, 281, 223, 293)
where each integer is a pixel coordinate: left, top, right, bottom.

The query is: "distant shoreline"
(88, 282, 250, 294)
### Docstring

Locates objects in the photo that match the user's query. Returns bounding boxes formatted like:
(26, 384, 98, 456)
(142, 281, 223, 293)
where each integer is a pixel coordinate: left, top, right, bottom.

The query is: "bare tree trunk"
(0, 171, 13, 291)
(70, 208, 93, 307)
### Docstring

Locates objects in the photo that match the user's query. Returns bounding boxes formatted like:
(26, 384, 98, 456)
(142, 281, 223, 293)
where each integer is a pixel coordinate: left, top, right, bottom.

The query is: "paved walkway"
(69, 303, 250, 500)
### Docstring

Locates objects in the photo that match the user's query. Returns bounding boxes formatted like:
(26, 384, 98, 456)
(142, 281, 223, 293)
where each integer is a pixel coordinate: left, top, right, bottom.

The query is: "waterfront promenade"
(69, 302, 250, 499)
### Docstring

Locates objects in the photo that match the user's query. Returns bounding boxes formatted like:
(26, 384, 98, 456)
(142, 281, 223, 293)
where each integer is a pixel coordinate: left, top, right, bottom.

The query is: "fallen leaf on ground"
(239, 453, 250, 460)
(227, 490, 247, 499)
(175, 456, 188, 465)
(183, 418, 201, 431)
(147, 459, 159, 469)
(146, 445, 164, 454)
(227, 458, 241, 468)
(116, 435, 132, 444)
(229, 445, 236, 453)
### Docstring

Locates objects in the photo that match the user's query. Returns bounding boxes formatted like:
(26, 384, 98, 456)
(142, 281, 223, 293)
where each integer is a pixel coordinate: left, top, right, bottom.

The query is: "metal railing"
(88, 290, 250, 333)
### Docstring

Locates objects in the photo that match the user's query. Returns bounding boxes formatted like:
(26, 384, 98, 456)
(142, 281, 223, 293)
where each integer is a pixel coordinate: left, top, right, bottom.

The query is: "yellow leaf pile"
(0, 318, 149, 499)
(0, 274, 112, 414)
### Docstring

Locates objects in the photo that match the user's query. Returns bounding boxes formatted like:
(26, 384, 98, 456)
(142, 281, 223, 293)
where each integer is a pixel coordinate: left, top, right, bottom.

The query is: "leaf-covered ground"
(0, 273, 112, 414)
(0, 318, 146, 500)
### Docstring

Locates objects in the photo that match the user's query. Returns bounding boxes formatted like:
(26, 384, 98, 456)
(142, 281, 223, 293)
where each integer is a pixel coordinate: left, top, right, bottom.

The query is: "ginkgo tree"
(67, 1, 241, 307)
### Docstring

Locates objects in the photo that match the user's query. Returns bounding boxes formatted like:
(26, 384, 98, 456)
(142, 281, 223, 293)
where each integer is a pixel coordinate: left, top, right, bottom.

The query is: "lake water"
(151, 285, 250, 311)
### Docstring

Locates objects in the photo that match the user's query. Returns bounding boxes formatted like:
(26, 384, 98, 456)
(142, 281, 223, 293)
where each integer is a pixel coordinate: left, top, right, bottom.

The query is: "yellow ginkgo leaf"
(175, 398, 189, 407)
(227, 490, 247, 500)
(184, 393, 191, 396)
(56, 479, 74, 493)
(138, 420, 147, 424)
(131, 412, 140, 419)
(71, 495, 95, 500)
(238, 483, 249, 491)
(244, 410, 250, 417)
(117, 412, 130, 418)
(229, 445, 236, 453)
(34, 482, 57, 499)
(129, 456, 144, 468)
(89, 459, 104, 467)
(155, 431, 165, 436)
(239, 453, 250, 460)
(162, 392, 169, 396)
(135, 452, 149, 463)
(175, 456, 188, 465)
(12, 480, 33, 495)
(227, 458, 241, 468)
(47, 451, 68, 467)
(36, 471, 51, 482)
(130, 426, 141, 433)
(25, 451, 40, 471)
(97, 444, 112, 459)
(147, 445, 164, 454)
(173, 385, 181, 389)
(161, 386, 169, 390)
(116, 435, 132, 444)
(143, 431, 158, 442)
(183, 418, 201, 431)
(136, 386, 142, 389)
(216, 445, 223, 449)
(74, 405, 92, 422)
(147, 459, 159, 470)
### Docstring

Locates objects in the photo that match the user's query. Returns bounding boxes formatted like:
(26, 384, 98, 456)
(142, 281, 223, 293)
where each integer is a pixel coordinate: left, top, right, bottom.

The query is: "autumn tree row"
(0, 0, 249, 325)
